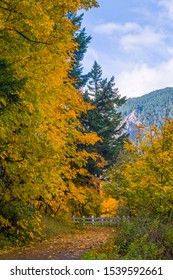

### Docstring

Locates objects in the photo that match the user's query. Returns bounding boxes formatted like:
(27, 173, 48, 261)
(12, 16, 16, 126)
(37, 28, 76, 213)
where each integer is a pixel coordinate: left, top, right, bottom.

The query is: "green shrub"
(0, 201, 43, 248)
(93, 213, 172, 260)
(124, 235, 164, 260)
(162, 224, 173, 259)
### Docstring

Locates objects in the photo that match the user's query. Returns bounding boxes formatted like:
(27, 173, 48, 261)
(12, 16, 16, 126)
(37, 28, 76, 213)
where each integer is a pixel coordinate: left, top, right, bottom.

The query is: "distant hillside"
(119, 87, 173, 139)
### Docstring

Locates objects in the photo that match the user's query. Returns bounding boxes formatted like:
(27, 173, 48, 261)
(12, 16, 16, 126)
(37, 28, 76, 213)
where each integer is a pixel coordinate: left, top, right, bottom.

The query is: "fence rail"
(72, 215, 118, 226)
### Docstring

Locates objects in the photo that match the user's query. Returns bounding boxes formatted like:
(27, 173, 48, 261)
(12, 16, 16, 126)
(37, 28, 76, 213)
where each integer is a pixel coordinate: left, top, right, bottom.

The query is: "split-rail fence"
(72, 215, 119, 226)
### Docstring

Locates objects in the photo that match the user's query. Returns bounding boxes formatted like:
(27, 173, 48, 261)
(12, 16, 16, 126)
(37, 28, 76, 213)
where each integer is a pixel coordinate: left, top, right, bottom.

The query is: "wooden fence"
(72, 215, 119, 226)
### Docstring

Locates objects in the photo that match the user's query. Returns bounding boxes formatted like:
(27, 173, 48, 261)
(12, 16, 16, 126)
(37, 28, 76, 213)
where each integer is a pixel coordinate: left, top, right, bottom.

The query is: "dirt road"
(0, 226, 113, 260)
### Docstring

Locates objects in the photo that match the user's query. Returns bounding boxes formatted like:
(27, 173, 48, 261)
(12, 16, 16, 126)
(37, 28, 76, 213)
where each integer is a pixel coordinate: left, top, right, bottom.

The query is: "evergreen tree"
(82, 61, 127, 177)
(68, 12, 91, 89)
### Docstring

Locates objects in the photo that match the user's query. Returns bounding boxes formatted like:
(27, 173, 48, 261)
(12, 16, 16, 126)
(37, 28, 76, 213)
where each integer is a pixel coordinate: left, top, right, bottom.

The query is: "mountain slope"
(119, 87, 173, 139)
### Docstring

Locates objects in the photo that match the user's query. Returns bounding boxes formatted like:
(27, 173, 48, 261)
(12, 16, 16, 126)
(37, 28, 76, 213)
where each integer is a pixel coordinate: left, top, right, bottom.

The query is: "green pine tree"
(82, 61, 127, 177)
(68, 12, 91, 89)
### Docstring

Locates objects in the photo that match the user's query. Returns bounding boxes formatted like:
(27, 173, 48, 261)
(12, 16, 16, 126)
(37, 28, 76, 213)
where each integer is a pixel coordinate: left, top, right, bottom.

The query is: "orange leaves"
(77, 131, 101, 146)
(101, 197, 119, 217)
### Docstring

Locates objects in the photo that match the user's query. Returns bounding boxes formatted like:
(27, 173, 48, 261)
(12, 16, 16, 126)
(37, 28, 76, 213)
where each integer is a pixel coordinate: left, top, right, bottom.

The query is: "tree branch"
(14, 29, 52, 45)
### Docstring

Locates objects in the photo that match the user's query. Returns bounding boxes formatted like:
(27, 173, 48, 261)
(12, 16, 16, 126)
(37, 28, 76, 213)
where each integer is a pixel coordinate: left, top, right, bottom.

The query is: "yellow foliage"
(101, 197, 119, 217)
(0, 216, 12, 229)
(0, 0, 100, 244)
(108, 119, 173, 217)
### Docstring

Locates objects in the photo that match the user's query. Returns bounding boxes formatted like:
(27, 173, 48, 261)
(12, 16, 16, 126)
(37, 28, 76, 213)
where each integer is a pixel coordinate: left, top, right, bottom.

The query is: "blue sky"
(81, 0, 173, 98)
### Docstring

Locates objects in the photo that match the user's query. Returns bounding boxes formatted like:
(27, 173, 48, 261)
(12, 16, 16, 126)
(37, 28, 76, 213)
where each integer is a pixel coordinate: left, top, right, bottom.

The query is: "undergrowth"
(0, 213, 75, 251)
(81, 214, 173, 260)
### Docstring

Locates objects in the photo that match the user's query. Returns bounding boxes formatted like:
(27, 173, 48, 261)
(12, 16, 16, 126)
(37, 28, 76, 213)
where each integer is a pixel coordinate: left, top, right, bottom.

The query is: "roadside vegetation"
(83, 119, 173, 260)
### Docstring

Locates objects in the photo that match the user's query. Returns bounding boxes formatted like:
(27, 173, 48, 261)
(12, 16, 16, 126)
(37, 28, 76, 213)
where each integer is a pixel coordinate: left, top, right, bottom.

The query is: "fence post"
(72, 215, 75, 223)
(91, 215, 94, 225)
(82, 216, 85, 226)
(116, 215, 120, 226)
(101, 216, 104, 225)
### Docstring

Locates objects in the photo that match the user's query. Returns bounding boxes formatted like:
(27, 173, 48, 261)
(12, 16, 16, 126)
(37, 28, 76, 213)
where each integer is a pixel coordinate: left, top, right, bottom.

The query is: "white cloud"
(117, 58, 173, 98)
(158, 0, 173, 20)
(94, 22, 141, 35)
(94, 21, 165, 53)
(120, 26, 165, 51)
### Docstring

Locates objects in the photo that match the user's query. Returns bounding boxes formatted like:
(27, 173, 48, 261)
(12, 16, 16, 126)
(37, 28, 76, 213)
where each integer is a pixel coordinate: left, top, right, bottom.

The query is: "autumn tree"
(0, 59, 45, 243)
(0, 0, 100, 244)
(109, 119, 173, 218)
(102, 119, 173, 259)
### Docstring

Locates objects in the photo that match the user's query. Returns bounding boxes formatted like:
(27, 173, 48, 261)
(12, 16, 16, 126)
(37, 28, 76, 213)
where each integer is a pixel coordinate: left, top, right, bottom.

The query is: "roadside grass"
(81, 250, 108, 260)
(41, 215, 76, 239)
